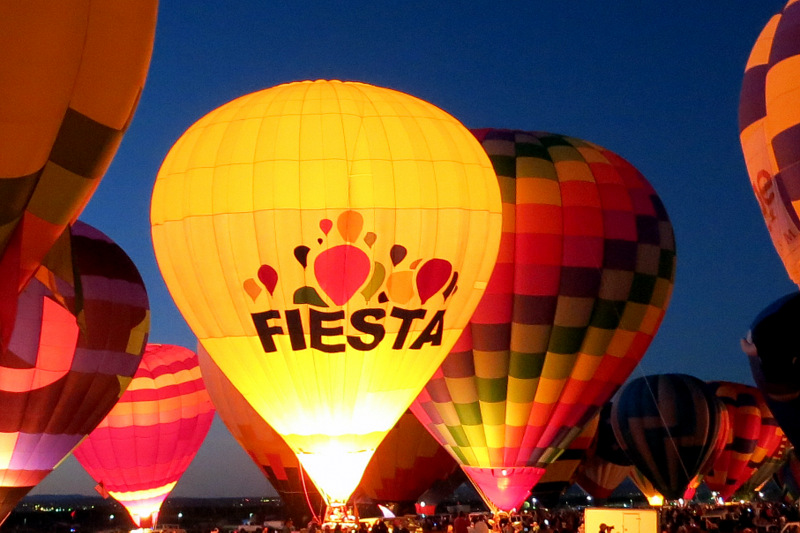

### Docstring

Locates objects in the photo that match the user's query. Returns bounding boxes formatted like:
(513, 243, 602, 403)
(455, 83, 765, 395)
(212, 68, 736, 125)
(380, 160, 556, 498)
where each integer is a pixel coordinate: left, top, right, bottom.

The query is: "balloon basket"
(322, 502, 359, 531)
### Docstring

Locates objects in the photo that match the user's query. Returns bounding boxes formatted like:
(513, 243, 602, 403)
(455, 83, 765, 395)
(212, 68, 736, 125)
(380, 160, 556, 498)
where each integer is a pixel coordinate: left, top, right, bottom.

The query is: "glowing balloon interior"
(150, 80, 503, 503)
(739, 1, 800, 285)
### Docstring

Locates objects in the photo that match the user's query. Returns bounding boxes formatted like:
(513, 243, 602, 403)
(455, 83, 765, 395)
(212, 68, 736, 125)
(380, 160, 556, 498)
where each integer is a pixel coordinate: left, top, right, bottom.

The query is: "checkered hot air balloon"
(739, 1, 800, 286)
(410, 129, 676, 512)
(73, 344, 215, 529)
(0, 220, 149, 524)
(0, 2, 156, 345)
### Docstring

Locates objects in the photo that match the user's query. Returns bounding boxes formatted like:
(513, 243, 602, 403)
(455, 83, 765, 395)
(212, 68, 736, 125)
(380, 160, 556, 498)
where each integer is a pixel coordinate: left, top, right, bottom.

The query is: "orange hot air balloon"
(411, 129, 676, 512)
(703, 381, 785, 501)
(73, 345, 215, 529)
(0, 220, 149, 523)
(0, 2, 157, 343)
(150, 80, 503, 505)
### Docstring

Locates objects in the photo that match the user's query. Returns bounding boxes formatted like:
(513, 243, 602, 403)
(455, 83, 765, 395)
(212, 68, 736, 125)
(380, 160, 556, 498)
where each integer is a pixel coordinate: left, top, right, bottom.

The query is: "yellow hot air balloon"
(150, 80, 503, 505)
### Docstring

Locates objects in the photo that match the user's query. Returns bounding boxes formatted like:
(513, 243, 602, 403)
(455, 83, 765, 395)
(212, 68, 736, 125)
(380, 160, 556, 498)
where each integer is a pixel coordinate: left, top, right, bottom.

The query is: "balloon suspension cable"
(299, 462, 322, 524)
(636, 369, 694, 495)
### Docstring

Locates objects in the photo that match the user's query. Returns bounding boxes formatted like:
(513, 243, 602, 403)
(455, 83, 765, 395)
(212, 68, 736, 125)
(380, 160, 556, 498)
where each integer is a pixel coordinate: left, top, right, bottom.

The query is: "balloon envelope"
(703, 381, 784, 501)
(611, 374, 721, 501)
(0, 220, 149, 523)
(739, 1, 800, 285)
(745, 292, 800, 451)
(74, 344, 215, 528)
(411, 129, 676, 511)
(0, 1, 156, 342)
(150, 80, 503, 503)
(573, 404, 632, 503)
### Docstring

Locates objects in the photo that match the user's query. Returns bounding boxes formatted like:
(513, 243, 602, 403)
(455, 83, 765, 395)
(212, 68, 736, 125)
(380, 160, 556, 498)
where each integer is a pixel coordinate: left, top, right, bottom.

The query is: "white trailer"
(583, 508, 659, 533)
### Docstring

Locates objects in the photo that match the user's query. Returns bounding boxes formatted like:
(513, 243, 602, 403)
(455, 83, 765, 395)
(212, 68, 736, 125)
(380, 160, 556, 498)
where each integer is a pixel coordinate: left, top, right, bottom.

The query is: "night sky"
(30, 1, 797, 498)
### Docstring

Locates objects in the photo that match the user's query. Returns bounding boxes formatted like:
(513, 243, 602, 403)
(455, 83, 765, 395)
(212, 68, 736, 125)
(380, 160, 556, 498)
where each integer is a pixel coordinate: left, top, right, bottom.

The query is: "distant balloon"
(412, 129, 676, 511)
(74, 345, 214, 528)
(574, 404, 632, 503)
(611, 374, 721, 501)
(150, 80, 503, 504)
(629, 468, 663, 507)
(703, 381, 784, 501)
(0, 221, 149, 524)
(744, 292, 800, 450)
(739, 1, 800, 284)
(0, 2, 157, 344)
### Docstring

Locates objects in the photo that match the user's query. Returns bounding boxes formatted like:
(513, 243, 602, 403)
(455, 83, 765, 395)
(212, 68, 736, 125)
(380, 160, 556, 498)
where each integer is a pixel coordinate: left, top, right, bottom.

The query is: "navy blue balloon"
(745, 292, 800, 450)
(611, 374, 721, 501)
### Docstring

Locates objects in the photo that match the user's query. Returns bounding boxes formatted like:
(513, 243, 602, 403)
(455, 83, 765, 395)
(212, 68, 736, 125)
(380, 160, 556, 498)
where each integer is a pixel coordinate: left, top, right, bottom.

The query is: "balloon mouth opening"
(295, 447, 376, 504)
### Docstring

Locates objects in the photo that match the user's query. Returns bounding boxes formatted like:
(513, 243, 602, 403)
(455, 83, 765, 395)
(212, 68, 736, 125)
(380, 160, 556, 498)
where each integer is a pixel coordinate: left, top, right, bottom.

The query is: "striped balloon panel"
(739, 1, 800, 284)
(736, 434, 792, 497)
(531, 411, 599, 507)
(574, 403, 632, 501)
(611, 374, 720, 501)
(0, 1, 157, 342)
(0, 221, 149, 524)
(196, 344, 324, 525)
(73, 344, 214, 528)
(684, 397, 731, 500)
(703, 382, 775, 500)
(411, 129, 675, 491)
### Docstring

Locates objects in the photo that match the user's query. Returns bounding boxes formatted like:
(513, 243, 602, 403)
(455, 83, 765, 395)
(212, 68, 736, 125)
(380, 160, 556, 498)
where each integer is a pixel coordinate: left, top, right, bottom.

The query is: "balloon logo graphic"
(0, 2, 157, 344)
(151, 80, 503, 504)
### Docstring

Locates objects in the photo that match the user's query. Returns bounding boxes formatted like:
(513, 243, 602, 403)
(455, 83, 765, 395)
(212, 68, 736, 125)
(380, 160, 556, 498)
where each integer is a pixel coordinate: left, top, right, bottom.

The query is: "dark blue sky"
(31, 1, 796, 498)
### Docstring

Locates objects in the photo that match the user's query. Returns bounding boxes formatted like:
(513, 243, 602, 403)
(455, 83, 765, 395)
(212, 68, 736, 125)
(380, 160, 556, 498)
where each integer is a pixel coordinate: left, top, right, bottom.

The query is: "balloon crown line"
(245, 210, 462, 355)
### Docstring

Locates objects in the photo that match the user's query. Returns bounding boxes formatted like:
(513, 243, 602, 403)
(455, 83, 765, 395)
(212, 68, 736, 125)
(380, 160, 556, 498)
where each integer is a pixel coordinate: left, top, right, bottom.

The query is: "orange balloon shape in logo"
(73, 344, 215, 529)
(0, 220, 149, 524)
(150, 80, 503, 504)
(0, 1, 157, 344)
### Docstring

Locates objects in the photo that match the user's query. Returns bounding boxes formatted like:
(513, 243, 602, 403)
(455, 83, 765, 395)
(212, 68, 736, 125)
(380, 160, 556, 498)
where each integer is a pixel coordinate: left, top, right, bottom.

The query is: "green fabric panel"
(548, 325, 586, 354)
(0, 174, 38, 225)
(489, 154, 516, 178)
(515, 142, 550, 160)
(547, 145, 584, 163)
(452, 447, 469, 464)
(454, 401, 483, 426)
(659, 248, 677, 279)
(447, 425, 470, 448)
(476, 376, 508, 403)
(629, 272, 657, 304)
(541, 352, 577, 380)
(507, 376, 539, 403)
(539, 134, 573, 149)
(589, 299, 624, 329)
(508, 351, 545, 379)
